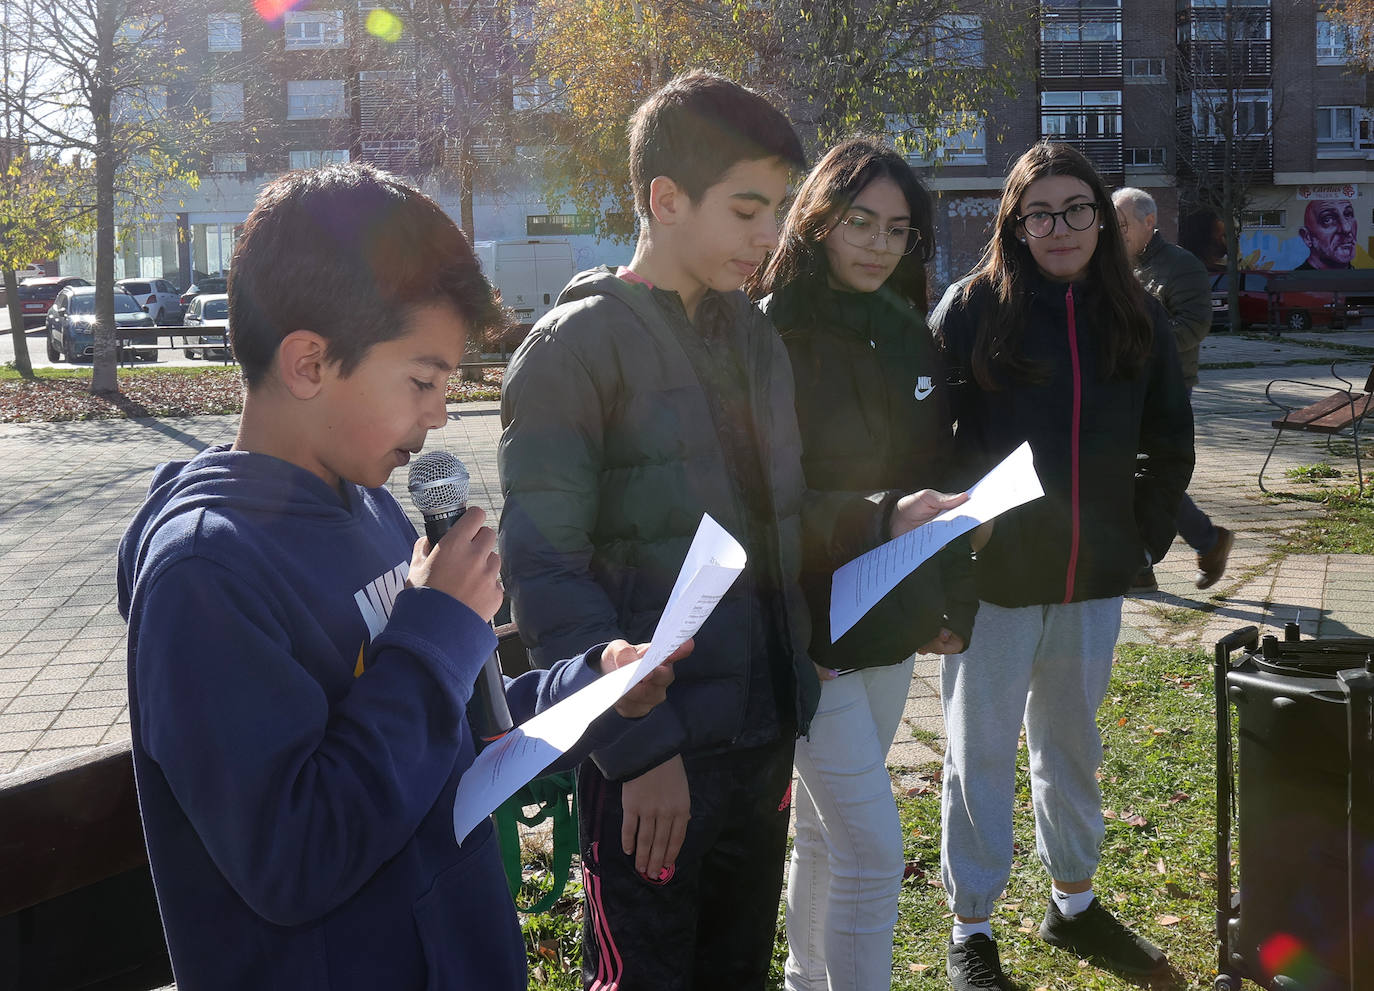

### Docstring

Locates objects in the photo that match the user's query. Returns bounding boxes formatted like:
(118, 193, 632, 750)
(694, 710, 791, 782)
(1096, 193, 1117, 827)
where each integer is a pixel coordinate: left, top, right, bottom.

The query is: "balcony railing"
(1177, 39, 1272, 81)
(1041, 42, 1124, 78)
(1175, 133, 1273, 178)
(1040, 134, 1123, 174)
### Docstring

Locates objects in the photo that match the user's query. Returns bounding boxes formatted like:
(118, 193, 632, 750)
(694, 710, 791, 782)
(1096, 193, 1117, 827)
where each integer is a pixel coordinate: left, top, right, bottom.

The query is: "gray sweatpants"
(939, 597, 1123, 919)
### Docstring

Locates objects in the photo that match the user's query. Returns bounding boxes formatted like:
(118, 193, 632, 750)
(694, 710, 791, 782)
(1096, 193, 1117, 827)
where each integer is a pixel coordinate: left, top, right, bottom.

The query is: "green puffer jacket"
(498, 268, 891, 781)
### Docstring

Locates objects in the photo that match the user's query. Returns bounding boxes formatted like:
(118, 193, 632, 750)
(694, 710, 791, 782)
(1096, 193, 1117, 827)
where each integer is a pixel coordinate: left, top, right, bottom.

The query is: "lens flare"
(365, 9, 404, 42)
(1259, 932, 1322, 986)
(253, 0, 305, 20)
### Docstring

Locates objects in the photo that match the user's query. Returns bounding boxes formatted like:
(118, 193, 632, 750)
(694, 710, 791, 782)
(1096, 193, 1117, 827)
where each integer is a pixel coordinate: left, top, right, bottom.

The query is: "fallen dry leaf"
(1155, 914, 1182, 926)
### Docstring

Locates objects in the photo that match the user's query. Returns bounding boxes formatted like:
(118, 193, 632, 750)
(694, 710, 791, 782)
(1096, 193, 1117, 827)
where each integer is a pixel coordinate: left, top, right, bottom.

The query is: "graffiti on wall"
(1238, 184, 1374, 271)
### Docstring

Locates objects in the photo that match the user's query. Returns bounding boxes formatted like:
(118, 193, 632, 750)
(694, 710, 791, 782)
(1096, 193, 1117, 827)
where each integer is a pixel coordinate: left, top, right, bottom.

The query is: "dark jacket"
(116, 448, 611, 991)
(1135, 232, 1213, 388)
(931, 277, 1194, 608)
(499, 268, 890, 781)
(762, 283, 977, 668)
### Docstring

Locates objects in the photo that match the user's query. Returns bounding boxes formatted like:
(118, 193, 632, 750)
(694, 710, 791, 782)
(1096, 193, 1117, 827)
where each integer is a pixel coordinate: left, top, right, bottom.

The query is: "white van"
(472, 238, 575, 350)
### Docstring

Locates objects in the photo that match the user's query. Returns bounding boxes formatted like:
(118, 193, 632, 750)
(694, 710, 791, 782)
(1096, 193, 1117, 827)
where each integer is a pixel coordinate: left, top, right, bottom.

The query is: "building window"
(289, 149, 350, 169)
(1124, 57, 1164, 78)
(1242, 209, 1285, 228)
(931, 15, 984, 66)
(510, 3, 536, 42)
(1317, 17, 1354, 64)
(112, 86, 167, 122)
(1192, 89, 1271, 137)
(900, 112, 987, 165)
(285, 10, 345, 50)
(211, 153, 247, 173)
(207, 13, 241, 51)
(1317, 106, 1358, 151)
(1124, 146, 1166, 167)
(287, 80, 346, 120)
(1040, 91, 1122, 140)
(1184, 8, 1269, 42)
(210, 83, 244, 123)
(512, 77, 560, 112)
(117, 16, 166, 45)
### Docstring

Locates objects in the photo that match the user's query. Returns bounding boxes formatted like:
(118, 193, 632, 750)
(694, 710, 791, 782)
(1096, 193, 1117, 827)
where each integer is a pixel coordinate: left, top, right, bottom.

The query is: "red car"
(1210, 270, 1354, 332)
(16, 276, 91, 326)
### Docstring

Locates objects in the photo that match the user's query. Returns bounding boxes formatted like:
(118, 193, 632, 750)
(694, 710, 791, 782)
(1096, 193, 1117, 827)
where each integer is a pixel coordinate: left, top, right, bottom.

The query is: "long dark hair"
(747, 136, 934, 311)
(957, 141, 1152, 389)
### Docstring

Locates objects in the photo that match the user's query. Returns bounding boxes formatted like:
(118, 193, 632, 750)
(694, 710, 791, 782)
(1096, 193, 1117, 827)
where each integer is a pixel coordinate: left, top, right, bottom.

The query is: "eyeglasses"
(836, 215, 921, 256)
(1016, 202, 1099, 239)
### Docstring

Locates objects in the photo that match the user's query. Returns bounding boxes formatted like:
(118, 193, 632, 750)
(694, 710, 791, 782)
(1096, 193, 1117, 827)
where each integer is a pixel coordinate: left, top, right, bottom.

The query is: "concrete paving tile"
(34, 725, 109, 749)
(0, 728, 43, 750)
(81, 674, 126, 693)
(100, 725, 132, 746)
(0, 711, 54, 733)
(65, 689, 128, 709)
(2, 691, 74, 714)
(0, 665, 41, 684)
(50, 705, 124, 730)
(15, 747, 91, 771)
(25, 676, 90, 695)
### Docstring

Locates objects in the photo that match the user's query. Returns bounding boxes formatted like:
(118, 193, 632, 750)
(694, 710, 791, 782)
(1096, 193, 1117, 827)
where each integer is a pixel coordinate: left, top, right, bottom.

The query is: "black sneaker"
(947, 933, 1013, 990)
(1040, 897, 1168, 977)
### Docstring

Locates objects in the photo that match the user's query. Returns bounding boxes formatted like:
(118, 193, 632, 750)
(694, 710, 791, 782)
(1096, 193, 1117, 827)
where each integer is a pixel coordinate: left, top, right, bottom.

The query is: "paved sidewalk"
(2, 334, 1373, 775)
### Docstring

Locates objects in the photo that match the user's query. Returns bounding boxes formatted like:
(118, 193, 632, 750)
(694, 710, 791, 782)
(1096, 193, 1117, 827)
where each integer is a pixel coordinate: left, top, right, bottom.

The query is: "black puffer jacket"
(762, 283, 977, 668)
(498, 269, 891, 781)
(931, 276, 1194, 607)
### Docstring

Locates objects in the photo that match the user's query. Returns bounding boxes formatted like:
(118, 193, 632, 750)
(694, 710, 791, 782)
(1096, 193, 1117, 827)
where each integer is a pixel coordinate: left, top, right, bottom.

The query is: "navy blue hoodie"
(117, 446, 602, 990)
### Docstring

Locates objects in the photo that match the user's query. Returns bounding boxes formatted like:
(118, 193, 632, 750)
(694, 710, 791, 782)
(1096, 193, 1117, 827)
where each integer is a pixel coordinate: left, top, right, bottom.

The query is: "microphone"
(407, 450, 514, 745)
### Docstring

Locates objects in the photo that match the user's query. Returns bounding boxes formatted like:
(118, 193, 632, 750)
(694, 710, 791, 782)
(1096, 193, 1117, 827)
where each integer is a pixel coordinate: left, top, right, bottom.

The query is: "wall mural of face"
(1299, 199, 1358, 269)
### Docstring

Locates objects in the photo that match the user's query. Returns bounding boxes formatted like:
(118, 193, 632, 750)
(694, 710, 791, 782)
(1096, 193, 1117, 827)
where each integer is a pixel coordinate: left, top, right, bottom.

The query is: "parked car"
(1210, 269, 1355, 332)
(116, 278, 182, 325)
(16, 276, 90, 326)
(45, 286, 155, 362)
(178, 276, 228, 311)
(182, 293, 230, 359)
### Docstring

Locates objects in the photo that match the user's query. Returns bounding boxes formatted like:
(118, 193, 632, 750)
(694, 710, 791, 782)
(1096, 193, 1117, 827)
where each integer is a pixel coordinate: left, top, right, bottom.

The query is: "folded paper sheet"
(453, 514, 746, 843)
(830, 442, 1044, 642)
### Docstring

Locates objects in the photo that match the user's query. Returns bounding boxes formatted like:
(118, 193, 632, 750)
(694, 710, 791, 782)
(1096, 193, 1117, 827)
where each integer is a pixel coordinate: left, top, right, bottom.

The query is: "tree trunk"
(91, 140, 118, 395)
(4, 269, 34, 378)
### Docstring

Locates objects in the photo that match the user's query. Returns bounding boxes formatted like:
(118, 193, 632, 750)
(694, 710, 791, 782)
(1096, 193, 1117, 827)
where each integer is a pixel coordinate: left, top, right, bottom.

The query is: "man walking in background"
(1114, 187, 1235, 591)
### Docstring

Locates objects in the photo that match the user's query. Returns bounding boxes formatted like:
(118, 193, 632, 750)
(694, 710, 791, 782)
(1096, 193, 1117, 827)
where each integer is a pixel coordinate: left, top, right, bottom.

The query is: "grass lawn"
(520, 644, 1237, 990)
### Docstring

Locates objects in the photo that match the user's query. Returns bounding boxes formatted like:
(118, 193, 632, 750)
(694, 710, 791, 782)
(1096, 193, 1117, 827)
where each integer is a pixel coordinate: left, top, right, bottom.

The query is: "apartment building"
(912, 0, 1374, 288)
(62, 0, 615, 285)
(65, 0, 1373, 290)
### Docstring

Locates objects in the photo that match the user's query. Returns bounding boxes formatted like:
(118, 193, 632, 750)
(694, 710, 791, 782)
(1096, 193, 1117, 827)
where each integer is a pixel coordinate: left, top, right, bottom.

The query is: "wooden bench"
(0, 741, 172, 989)
(0, 624, 543, 989)
(1260, 362, 1374, 494)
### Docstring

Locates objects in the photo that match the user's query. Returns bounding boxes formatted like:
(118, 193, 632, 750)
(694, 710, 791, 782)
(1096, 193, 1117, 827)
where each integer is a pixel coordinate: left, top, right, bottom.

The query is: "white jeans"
(785, 656, 915, 991)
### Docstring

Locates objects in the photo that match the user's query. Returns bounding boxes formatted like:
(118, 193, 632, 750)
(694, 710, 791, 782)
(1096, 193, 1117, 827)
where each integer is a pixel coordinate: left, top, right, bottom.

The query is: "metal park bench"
(1259, 362, 1374, 494)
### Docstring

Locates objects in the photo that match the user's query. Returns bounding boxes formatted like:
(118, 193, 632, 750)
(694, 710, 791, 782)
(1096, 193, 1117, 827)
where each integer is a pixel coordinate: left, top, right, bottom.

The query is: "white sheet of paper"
(453, 514, 746, 843)
(829, 441, 1044, 642)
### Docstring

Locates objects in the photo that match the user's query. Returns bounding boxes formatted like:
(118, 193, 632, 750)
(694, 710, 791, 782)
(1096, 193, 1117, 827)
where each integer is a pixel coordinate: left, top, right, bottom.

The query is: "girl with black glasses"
(929, 141, 1193, 990)
(748, 137, 977, 991)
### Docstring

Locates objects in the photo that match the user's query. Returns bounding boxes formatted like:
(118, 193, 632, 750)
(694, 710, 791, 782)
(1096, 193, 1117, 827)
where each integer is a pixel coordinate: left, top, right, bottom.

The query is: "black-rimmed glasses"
(836, 215, 921, 256)
(1016, 202, 1099, 239)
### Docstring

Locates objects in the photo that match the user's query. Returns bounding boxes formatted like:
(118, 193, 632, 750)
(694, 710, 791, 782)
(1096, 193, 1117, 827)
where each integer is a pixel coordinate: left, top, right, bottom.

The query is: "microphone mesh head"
(407, 450, 469, 516)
